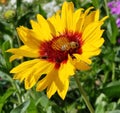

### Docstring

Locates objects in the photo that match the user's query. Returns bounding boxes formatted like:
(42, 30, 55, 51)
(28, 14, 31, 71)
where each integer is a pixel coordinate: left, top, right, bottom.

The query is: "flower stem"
(74, 74, 95, 113)
(112, 63, 115, 81)
(104, 0, 109, 16)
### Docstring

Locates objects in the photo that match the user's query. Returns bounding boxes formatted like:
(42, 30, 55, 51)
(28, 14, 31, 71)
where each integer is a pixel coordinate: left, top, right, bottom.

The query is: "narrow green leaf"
(0, 87, 15, 112)
(110, 17, 119, 44)
(10, 100, 30, 113)
(107, 15, 119, 44)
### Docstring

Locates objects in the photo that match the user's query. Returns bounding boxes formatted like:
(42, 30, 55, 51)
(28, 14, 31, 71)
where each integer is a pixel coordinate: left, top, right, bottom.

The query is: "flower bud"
(3, 9, 16, 20)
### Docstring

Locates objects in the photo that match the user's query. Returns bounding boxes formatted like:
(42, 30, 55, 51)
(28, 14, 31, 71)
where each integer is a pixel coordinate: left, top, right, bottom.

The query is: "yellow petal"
(36, 75, 51, 92)
(36, 64, 56, 92)
(72, 8, 84, 31)
(7, 48, 39, 59)
(83, 29, 104, 44)
(47, 12, 64, 35)
(9, 55, 23, 62)
(100, 16, 109, 22)
(57, 79, 69, 100)
(82, 22, 103, 41)
(76, 7, 94, 32)
(12, 59, 55, 89)
(73, 8, 84, 22)
(46, 68, 66, 98)
(61, 2, 74, 30)
(82, 50, 101, 59)
(17, 26, 40, 49)
(58, 55, 75, 83)
(47, 82, 57, 99)
(83, 10, 100, 29)
(6, 45, 39, 62)
(36, 14, 52, 40)
(13, 68, 32, 82)
(85, 6, 94, 13)
(10, 59, 40, 73)
(7, 45, 39, 61)
(30, 20, 52, 41)
(73, 54, 92, 64)
(73, 59, 91, 71)
(25, 60, 55, 89)
(82, 38, 104, 53)
(37, 64, 69, 99)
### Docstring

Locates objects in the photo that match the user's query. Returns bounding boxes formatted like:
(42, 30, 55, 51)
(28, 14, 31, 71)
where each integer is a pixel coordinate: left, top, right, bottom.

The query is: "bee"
(61, 41, 79, 51)
(69, 41, 79, 49)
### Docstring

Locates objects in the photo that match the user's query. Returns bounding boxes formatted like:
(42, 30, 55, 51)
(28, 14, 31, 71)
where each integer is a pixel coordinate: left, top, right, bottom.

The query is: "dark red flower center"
(39, 31, 83, 68)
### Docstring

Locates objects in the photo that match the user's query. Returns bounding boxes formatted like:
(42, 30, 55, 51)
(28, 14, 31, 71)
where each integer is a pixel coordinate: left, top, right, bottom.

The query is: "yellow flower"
(7, 2, 108, 99)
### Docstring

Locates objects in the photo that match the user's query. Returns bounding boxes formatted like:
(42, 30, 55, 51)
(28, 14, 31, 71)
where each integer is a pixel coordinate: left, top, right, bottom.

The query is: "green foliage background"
(0, 0, 120, 113)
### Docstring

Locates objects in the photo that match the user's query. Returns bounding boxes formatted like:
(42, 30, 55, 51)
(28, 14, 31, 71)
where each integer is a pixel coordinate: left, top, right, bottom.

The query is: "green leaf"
(1, 40, 12, 69)
(37, 95, 49, 108)
(27, 99, 38, 113)
(10, 100, 30, 113)
(106, 102, 117, 111)
(102, 81, 120, 98)
(91, 0, 99, 8)
(39, 4, 47, 18)
(0, 87, 15, 112)
(106, 110, 120, 113)
(17, 11, 34, 27)
(95, 94, 107, 113)
(0, 22, 12, 35)
(95, 104, 105, 113)
(0, 54, 6, 67)
(107, 15, 119, 45)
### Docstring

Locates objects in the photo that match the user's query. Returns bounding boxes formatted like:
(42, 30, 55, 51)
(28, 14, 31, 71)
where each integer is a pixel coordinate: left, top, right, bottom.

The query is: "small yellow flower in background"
(7, 2, 108, 100)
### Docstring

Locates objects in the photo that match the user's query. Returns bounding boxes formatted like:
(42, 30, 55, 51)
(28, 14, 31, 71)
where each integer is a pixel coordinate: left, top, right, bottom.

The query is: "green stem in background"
(104, 0, 109, 16)
(13, 23, 24, 63)
(16, 33, 21, 47)
(74, 74, 95, 113)
(103, 71, 109, 83)
(12, 22, 21, 48)
(112, 63, 115, 81)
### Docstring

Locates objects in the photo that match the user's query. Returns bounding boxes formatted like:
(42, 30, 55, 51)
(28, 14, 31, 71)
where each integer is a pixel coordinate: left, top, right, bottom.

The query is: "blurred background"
(0, 0, 120, 113)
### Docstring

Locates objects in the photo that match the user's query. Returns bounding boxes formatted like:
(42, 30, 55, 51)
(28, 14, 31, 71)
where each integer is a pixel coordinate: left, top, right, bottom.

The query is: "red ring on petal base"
(39, 30, 83, 68)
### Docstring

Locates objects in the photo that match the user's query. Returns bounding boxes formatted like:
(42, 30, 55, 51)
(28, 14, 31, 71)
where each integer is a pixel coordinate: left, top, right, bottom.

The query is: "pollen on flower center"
(39, 31, 82, 67)
(52, 37, 70, 51)
(51, 37, 80, 52)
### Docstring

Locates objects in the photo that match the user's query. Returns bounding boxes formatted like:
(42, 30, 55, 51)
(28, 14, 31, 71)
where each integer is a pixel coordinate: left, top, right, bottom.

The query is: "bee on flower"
(7, 2, 108, 99)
